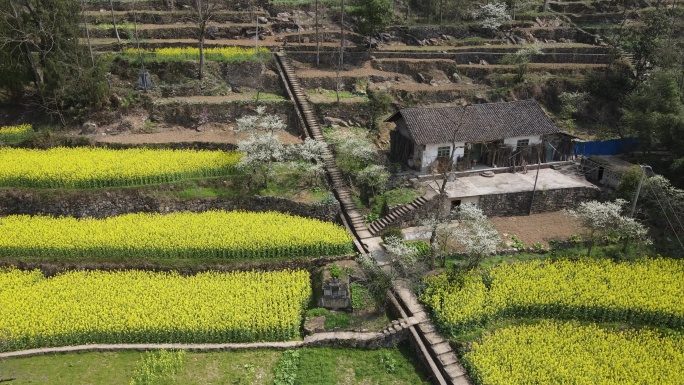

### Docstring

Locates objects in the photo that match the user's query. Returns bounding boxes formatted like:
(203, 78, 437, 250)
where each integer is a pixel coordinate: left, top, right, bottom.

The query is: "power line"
(651, 180, 684, 236)
(647, 182, 684, 251)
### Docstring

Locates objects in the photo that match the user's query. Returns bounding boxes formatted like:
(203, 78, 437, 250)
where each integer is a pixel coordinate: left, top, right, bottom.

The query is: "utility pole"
(528, 149, 541, 215)
(630, 164, 651, 217)
(255, 8, 259, 54)
(315, 0, 320, 66)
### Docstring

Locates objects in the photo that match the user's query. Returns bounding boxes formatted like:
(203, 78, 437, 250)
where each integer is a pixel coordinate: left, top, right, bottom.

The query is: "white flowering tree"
(568, 199, 651, 256)
(452, 203, 501, 270)
(472, 2, 511, 31)
(288, 137, 327, 186)
(334, 136, 378, 174)
(501, 44, 544, 83)
(355, 164, 390, 198)
(236, 106, 287, 188)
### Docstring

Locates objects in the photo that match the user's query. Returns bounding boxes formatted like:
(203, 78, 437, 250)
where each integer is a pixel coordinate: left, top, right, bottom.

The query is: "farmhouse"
(387, 99, 576, 174)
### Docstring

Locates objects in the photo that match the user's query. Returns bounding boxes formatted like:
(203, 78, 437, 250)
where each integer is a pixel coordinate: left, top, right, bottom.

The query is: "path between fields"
(0, 323, 421, 359)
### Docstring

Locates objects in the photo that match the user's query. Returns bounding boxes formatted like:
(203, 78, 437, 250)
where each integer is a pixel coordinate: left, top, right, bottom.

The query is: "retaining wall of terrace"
(0, 189, 341, 223)
(110, 60, 284, 97)
(288, 48, 611, 68)
(0, 330, 407, 359)
(85, 11, 260, 24)
(479, 186, 600, 217)
(149, 100, 297, 127)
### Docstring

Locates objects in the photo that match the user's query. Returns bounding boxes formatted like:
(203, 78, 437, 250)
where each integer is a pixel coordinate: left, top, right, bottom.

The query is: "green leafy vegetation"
(273, 350, 300, 385)
(350, 282, 375, 310)
(323, 312, 351, 329)
(129, 350, 186, 385)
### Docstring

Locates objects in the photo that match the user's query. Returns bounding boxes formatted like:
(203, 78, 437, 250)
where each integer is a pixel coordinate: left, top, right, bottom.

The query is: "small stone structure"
(136, 69, 154, 90)
(318, 266, 351, 310)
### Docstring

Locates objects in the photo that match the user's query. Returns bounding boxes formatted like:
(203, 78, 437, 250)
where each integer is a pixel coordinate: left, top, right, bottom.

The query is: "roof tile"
(387, 99, 561, 145)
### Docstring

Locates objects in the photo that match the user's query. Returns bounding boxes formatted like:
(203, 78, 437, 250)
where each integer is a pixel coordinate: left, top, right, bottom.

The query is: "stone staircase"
(273, 50, 372, 242)
(368, 192, 435, 236)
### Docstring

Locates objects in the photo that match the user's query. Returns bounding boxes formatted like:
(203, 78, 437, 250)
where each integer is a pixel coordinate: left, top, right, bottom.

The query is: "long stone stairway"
(273, 50, 372, 243)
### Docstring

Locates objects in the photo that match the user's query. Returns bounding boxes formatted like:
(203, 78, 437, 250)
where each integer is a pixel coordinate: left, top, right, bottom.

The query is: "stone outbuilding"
(582, 155, 636, 189)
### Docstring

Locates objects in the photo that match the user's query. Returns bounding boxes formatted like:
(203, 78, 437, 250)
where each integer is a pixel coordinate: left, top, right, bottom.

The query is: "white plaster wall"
(442, 196, 480, 213)
(503, 135, 542, 149)
(421, 142, 466, 168)
(460, 196, 480, 206)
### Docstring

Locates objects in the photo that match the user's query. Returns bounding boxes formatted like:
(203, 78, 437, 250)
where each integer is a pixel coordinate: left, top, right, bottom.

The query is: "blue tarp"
(573, 138, 638, 157)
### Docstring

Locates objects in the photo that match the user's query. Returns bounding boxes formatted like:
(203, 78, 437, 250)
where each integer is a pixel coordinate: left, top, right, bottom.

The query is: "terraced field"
(422, 257, 684, 384)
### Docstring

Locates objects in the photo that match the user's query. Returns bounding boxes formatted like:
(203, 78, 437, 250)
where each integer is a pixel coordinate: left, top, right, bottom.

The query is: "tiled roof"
(386, 99, 562, 145)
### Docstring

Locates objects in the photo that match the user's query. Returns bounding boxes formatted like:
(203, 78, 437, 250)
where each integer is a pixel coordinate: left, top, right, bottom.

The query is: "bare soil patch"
(491, 211, 586, 247)
(94, 122, 301, 145)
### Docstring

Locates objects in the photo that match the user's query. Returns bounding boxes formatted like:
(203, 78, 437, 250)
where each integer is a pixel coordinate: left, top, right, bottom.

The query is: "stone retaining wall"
(0, 329, 406, 359)
(150, 100, 296, 127)
(479, 186, 600, 217)
(0, 189, 341, 223)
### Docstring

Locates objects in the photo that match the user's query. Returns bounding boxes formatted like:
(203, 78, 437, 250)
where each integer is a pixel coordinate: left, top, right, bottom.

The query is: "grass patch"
(0, 350, 281, 385)
(295, 346, 432, 384)
(305, 307, 330, 317)
(0, 347, 429, 385)
(323, 312, 351, 329)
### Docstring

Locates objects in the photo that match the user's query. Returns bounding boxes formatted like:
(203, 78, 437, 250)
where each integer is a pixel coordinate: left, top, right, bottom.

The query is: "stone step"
(431, 342, 453, 356)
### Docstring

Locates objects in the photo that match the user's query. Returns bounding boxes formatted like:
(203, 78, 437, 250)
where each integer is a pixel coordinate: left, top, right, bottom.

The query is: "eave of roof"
(388, 99, 563, 145)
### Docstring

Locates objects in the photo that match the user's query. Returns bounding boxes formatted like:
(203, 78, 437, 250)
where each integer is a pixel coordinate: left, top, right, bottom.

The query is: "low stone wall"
(479, 186, 600, 217)
(150, 100, 296, 127)
(0, 189, 341, 223)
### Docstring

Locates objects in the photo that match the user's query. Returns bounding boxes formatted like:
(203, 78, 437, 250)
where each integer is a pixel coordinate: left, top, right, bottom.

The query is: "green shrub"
(510, 235, 526, 251)
(381, 227, 404, 242)
(329, 263, 342, 279)
(407, 241, 431, 257)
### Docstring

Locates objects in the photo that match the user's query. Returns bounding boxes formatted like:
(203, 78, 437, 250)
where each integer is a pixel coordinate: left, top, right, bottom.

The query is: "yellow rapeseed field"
(422, 258, 684, 334)
(0, 268, 311, 351)
(463, 320, 684, 385)
(0, 124, 33, 143)
(0, 147, 241, 188)
(120, 46, 270, 63)
(0, 210, 354, 259)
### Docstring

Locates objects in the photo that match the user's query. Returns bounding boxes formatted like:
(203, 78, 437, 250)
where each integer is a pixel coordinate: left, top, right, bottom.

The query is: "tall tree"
(109, 0, 121, 44)
(0, 0, 109, 121)
(191, 0, 222, 80)
(623, 70, 684, 154)
(350, 0, 393, 46)
(624, 10, 671, 82)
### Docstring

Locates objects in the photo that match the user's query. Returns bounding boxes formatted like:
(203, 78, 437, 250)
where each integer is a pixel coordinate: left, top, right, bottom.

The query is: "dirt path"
(94, 123, 301, 145)
(491, 211, 586, 247)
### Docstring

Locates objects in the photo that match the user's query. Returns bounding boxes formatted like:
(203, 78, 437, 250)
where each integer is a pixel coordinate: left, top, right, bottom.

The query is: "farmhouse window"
(516, 139, 530, 148)
(437, 146, 451, 158)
